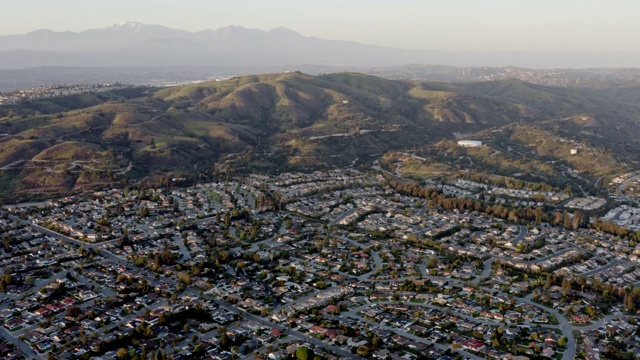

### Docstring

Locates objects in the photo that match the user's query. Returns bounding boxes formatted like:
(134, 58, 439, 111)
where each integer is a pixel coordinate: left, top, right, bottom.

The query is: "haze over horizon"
(4, 0, 640, 54)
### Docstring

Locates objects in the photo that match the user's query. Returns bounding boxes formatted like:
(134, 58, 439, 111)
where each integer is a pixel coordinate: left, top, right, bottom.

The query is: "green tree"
(562, 278, 572, 295)
(296, 346, 312, 360)
(558, 336, 568, 347)
(372, 335, 383, 347)
(563, 213, 572, 229)
(357, 345, 370, 356)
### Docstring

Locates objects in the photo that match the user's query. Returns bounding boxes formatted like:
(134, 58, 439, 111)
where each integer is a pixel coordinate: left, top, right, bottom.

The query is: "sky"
(3, 0, 640, 52)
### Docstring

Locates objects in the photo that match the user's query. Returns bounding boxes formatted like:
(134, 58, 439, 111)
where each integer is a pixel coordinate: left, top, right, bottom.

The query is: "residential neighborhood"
(0, 83, 133, 105)
(1, 169, 640, 360)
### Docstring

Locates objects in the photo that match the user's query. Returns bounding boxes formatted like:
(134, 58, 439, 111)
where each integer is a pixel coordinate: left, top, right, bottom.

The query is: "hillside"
(2, 72, 640, 201)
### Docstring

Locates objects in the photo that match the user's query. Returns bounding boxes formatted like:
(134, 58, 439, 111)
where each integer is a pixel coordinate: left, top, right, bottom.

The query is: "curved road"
(513, 294, 576, 360)
(472, 258, 495, 285)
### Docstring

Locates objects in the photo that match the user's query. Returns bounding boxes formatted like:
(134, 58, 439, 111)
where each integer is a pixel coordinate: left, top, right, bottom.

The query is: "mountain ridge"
(2, 22, 640, 69)
(1, 72, 640, 201)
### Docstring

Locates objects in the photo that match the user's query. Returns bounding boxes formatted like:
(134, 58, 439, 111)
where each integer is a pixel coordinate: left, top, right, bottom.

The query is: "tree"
(573, 211, 583, 230)
(178, 272, 192, 285)
(624, 293, 636, 312)
(545, 274, 554, 290)
(563, 213, 572, 229)
(296, 346, 312, 360)
(66, 305, 82, 318)
(220, 331, 229, 349)
(357, 345, 371, 356)
(3, 235, 13, 252)
(562, 278, 572, 295)
(558, 336, 568, 347)
(372, 335, 383, 347)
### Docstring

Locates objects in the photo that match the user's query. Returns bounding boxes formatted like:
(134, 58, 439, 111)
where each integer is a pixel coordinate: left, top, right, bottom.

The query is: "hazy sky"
(3, 0, 640, 52)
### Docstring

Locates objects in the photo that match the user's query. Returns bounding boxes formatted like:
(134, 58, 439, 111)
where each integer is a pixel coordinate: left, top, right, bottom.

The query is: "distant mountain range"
(2, 21, 640, 69)
(0, 22, 417, 68)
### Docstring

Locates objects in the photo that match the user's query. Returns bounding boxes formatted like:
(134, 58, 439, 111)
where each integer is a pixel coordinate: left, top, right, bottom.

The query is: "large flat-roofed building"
(457, 140, 483, 147)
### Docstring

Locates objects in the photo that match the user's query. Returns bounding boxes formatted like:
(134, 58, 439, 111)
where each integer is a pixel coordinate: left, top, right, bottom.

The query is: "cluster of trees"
(461, 173, 555, 192)
(396, 279, 437, 293)
(130, 248, 178, 271)
(0, 273, 13, 293)
(388, 177, 597, 231)
(111, 345, 174, 360)
(2, 234, 15, 252)
(413, 180, 640, 242)
(591, 220, 640, 240)
(238, 219, 263, 242)
(525, 266, 640, 312)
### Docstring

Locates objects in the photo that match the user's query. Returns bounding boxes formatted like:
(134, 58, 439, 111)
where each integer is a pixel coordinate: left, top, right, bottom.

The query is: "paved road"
(594, 176, 605, 190)
(0, 326, 41, 359)
(29, 222, 93, 249)
(490, 246, 576, 267)
(579, 260, 620, 277)
(514, 225, 528, 245)
(508, 292, 576, 360)
(331, 208, 358, 226)
(246, 222, 288, 252)
(173, 235, 192, 261)
(336, 235, 383, 281)
(76, 273, 117, 297)
(572, 314, 638, 331)
(527, 247, 575, 264)
(346, 299, 560, 331)
(129, 112, 167, 127)
(30, 221, 132, 267)
(58, 124, 108, 142)
(615, 171, 640, 198)
(472, 258, 495, 285)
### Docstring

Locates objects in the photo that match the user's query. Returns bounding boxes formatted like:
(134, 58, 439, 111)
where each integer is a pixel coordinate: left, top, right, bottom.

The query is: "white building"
(457, 140, 483, 148)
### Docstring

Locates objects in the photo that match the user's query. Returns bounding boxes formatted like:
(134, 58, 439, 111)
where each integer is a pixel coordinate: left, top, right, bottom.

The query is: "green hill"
(2, 72, 640, 201)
